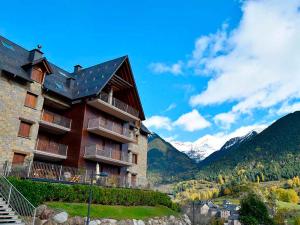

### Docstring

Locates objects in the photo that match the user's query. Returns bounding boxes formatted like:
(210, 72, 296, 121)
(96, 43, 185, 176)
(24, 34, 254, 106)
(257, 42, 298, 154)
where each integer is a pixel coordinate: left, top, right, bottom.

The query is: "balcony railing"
(99, 92, 139, 118)
(41, 109, 72, 129)
(88, 117, 133, 138)
(35, 138, 68, 158)
(85, 145, 129, 163)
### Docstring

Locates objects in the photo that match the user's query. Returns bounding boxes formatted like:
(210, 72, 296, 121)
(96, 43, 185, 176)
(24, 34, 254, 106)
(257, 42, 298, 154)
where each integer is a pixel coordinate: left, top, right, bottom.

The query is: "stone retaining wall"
(35, 205, 191, 225)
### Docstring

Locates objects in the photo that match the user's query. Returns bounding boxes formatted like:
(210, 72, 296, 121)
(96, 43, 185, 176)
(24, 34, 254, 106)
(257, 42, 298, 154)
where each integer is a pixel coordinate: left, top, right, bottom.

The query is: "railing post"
(59, 165, 63, 181)
(8, 185, 12, 205)
(32, 209, 36, 225)
(27, 160, 33, 178)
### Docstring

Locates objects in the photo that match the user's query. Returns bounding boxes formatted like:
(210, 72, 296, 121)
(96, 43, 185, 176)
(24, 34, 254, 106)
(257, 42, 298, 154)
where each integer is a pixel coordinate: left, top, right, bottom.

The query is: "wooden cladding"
(132, 153, 138, 164)
(12, 152, 26, 165)
(18, 121, 32, 138)
(31, 67, 44, 83)
(24, 92, 37, 109)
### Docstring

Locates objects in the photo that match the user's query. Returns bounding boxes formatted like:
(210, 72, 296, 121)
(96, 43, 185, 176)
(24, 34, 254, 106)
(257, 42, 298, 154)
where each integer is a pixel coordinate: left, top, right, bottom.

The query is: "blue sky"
(2, 0, 300, 146)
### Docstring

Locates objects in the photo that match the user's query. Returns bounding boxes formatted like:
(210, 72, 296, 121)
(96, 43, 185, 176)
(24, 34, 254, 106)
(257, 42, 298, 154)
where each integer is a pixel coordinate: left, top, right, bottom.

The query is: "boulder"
(36, 205, 47, 218)
(40, 208, 55, 220)
(89, 220, 98, 225)
(100, 219, 117, 225)
(43, 219, 58, 225)
(53, 212, 69, 224)
(66, 216, 85, 225)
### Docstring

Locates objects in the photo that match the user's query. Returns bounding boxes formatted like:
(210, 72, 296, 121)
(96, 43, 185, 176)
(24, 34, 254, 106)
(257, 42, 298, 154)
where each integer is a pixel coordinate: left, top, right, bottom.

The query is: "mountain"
(198, 111, 300, 181)
(200, 131, 258, 167)
(147, 133, 199, 184)
(170, 135, 226, 162)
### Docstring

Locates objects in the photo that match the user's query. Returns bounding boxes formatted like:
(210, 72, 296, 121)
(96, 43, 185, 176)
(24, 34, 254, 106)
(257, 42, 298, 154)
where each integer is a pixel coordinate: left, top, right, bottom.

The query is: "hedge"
(9, 178, 179, 211)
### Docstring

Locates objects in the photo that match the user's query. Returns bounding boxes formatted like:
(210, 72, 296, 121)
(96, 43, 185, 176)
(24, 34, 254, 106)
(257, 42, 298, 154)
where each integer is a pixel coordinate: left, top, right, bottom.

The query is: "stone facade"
(0, 73, 44, 168)
(128, 129, 148, 186)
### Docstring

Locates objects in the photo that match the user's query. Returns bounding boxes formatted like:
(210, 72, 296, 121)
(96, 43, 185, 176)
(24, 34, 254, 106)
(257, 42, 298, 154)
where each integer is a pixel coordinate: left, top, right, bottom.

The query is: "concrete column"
(108, 88, 113, 104)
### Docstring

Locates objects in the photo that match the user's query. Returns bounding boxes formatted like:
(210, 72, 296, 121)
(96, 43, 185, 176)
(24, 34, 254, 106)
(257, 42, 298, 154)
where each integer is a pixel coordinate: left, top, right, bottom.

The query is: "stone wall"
(0, 74, 44, 168)
(128, 129, 148, 185)
(35, 205, 191, 225)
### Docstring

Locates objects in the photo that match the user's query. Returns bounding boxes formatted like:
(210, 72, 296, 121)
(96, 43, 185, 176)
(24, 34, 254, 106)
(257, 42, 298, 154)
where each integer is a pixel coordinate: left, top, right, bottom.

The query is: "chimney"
(29, 44, 43, 61)
(66, 77, 75, 89)
(74, 65, 82, 73)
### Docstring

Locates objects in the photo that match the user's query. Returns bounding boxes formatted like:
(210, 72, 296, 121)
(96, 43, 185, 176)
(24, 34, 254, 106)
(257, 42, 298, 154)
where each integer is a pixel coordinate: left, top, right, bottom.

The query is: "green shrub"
(9, 178, 178, 210)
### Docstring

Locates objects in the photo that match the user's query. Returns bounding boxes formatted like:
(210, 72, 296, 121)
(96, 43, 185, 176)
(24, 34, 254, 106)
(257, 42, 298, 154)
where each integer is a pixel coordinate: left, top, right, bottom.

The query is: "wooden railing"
(35, 138, 68, 157)
(99, 92, 139, 118)
(41, 109, 72, 129)
(84, 145, 129, 162)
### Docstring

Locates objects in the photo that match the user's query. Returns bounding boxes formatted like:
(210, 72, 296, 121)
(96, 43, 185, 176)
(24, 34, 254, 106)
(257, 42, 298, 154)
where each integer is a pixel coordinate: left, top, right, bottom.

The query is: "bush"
(274, 188, 299, 204)
(240, 192, 274, 225)
(9, 178, 179, 211)
(294, 216, 300, 225)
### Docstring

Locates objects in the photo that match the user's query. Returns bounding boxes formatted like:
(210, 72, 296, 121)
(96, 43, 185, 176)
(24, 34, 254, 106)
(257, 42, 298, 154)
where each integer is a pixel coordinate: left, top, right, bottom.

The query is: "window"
(131, 174, 137, 187)
(18, 121, 32, 138)
(24, 92, 37, 109)
(12, 153, 26, 165)
(132, 153, 138, 164)
(31, 67, 44, 83)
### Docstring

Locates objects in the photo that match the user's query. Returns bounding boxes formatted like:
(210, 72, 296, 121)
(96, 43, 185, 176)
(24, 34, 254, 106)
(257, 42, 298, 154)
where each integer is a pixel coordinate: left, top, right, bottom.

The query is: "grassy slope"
(47, 202, 179, 220)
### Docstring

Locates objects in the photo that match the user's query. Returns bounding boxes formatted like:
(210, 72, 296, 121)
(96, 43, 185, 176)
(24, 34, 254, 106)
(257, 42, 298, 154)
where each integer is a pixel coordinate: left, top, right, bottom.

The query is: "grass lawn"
(277, 200, 300, 211)
(47, 202, 179, 220)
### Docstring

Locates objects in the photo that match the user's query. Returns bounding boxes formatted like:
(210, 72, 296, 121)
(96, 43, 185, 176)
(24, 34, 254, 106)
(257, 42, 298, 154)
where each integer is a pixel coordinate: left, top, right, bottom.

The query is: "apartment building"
(0, 35, 150, 187)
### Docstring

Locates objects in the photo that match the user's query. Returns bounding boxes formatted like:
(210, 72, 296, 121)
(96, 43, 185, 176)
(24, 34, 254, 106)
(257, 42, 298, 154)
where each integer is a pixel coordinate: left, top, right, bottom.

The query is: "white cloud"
(149, 61, 183, 75)
(163, 103, 177, 113)
(188, 0, 300, 115)
(276, 101, 300, 115)
(173, 109, 211, 132)
(144, 116, 173, 131)
(214, 112, 238, 129)
(145, 109, 210, 132)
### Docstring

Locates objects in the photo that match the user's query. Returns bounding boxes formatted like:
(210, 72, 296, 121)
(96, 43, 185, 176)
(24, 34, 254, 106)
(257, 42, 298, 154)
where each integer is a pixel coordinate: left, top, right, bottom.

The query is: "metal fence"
(0, 175, 36, 225)
(2, 161, 150, 189)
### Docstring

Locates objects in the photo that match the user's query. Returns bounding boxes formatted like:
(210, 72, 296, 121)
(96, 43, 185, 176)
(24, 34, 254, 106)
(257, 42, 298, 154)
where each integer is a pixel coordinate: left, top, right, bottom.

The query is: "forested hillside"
(198, 111, 300, 181)
(147, 133, 199, 184)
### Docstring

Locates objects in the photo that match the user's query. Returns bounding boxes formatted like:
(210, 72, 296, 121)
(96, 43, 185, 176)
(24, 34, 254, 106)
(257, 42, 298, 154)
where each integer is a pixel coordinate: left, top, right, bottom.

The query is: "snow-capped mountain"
(170, 129, 264, 162)
(170, 135, 225, 162)
(219, 130, 258, 151)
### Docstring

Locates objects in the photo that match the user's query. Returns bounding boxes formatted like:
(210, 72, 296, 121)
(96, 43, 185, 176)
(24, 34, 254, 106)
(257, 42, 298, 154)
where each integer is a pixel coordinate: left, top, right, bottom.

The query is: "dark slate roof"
(72, 56, 127, 99)
(0, 36, 32, 81)
(0, 35, 145, 119)
(0, 36, 131, 101)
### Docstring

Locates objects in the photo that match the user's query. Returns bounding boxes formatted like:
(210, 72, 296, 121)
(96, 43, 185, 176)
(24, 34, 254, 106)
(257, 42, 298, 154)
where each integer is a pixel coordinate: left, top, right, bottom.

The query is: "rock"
(43, 219, 58, 225)
(137, 220, 145, 225)
(89, 220, 98, 225)
(53, 212, 69, 224)
(66, 216, 84, 225)
(36, 205, 47, 218)
(40, 208, 55, 220)
(95, 219, 101, 225)
(34, 218, 43, 225)
(101, 219, 117, 225)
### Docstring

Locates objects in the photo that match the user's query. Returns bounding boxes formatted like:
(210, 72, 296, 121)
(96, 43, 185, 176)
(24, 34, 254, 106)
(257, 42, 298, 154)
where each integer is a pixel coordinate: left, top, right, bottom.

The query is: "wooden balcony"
(87, 92, 139, 122)
(34, 138, 68, 161)
(87, 118, 136, 143)
(84, 145, 131, 166)
(39, 109, 72, 134)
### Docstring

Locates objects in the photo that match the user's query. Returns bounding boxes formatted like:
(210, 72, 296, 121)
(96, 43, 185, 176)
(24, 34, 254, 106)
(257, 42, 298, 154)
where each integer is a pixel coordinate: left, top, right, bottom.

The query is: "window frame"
(18, 120, 32, 139)
(132, 153, 138, 164)
(24, 92, 38, 109)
